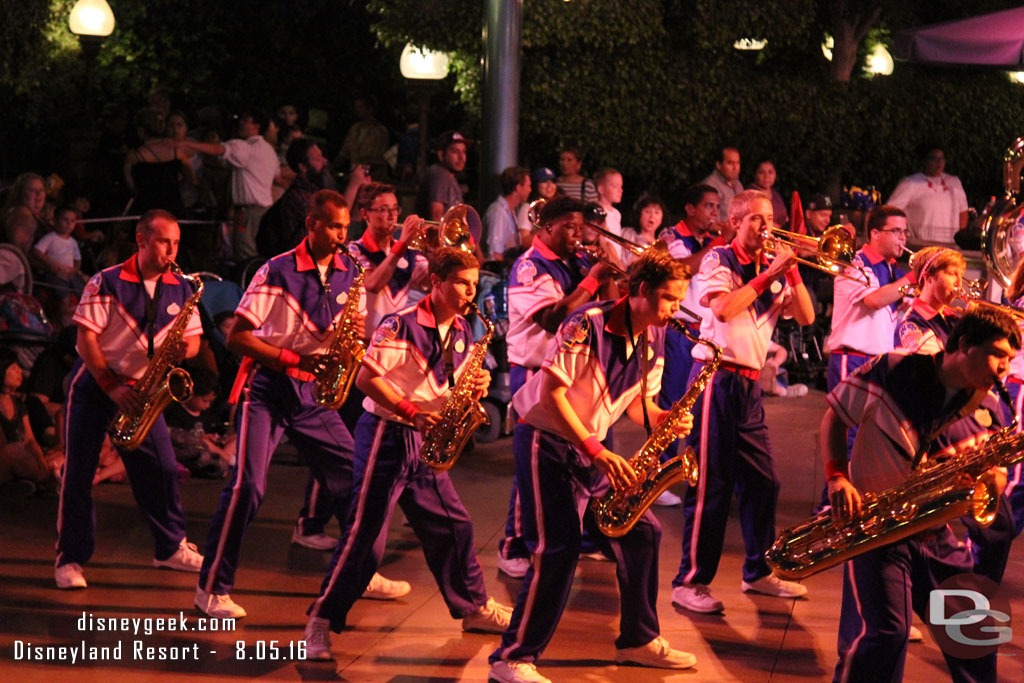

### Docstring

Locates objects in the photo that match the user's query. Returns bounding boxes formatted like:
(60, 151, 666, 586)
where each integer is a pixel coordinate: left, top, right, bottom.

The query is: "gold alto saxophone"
(111, 265, 204, 451)
(592, 320, 721, 537)
(420, 303, 494, 471)
(313, 259, 366, 409)
(767, 392, 1024, 580)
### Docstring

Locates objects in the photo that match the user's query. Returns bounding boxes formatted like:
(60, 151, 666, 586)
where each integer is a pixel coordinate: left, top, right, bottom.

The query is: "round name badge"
(166, 302, 181, 315)
(770, 280, 783, 294)
(454, 339, 466, 354)
(397, 257, 409, 269)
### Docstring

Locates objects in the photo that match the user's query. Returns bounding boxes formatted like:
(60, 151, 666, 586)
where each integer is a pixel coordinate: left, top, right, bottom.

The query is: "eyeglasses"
(368, 206, 400, 216)
(879, 229, 910, 236)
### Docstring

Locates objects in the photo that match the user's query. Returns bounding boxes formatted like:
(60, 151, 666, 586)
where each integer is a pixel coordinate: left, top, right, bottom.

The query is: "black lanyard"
(624, 299, 651, 437)
(434, 321, 458, 388)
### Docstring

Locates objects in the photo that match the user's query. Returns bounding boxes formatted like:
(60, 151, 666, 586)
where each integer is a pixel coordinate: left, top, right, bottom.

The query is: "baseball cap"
(436, 130, 468, 151)
(806, 194, 832, 211)
(532, 167, 557, 184)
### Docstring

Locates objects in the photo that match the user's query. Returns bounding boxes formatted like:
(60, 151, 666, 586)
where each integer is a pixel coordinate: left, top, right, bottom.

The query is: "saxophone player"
(672, 190, 813, 615)
(488, 248, 695, 683)
(303, 247, 511, 659)
(56, 209, 204, 590)
(195, 189, 404, 619)
(822, 309, 1019, 682)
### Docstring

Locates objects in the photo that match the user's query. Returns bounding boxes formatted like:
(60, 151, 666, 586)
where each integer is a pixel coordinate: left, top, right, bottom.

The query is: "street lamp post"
(69, 0, 115, 123)
(400, 44, 450, 180)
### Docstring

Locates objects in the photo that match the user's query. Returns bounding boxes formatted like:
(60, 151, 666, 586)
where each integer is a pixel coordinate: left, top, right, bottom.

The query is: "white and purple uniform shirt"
(235, 238, 366, 355)
(361, 296, 477, 424)
(663, 219, 719, 326)
(348, 233, 429, 332)
(692, 240, 792, 370)
(74, 256, 202, 380)
(894, 299, 957, 354)
(514, 298, 665, 443)
(830, 244, 906, 355)
(507, 239, 594, 368)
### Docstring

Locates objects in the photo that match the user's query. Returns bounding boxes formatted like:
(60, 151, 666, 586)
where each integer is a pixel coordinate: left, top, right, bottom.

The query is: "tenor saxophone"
(420, 303, 494, 471)
(313, 259, 366, 409)
(592, 320, 721, 537)
(110, 265, 204, 451)
(767, 394, 1024, 580)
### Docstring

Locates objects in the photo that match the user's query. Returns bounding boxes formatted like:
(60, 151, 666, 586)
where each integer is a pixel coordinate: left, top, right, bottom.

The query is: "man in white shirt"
(702, 147, 743, 223)
(485, 167, 531, 261)
(887, 145, 968, 245)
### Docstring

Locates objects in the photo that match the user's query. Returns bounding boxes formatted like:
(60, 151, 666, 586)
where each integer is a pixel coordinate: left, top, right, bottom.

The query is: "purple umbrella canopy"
(895, 6, 1024, 67)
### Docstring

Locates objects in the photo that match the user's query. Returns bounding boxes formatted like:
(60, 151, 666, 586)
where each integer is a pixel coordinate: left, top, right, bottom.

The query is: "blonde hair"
(913, 246, 965, 282)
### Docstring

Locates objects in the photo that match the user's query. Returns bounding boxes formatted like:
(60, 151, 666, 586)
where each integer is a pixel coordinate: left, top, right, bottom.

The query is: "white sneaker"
(616, 635, 697, 669)
(741, 573, 808, 598)
(153, 539, 203, 572)
(55, 563, 87, 589)
(652, 489, 682, 507)
(291, 528, 338, 551)
(462, 597, 513, 633)
(194, 587, 247, 619)
(671, 583, 724, 613)
(497, 550, 530, 579)
(362, 572, 411, 600)
(785, 383, 809, 398)
(489, 659, 551, 683)
(909, 625, 924, 642)
(303, 617, 333, 660)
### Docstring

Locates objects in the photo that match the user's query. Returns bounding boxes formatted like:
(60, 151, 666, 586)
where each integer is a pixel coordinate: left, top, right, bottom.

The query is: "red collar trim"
(361, 230, 383, 253)
(415, 295, 465, 331)
(673, 220, 694, 238)
(910, 298, 946, 321)
(730, 238, 768, 266)
(532, 237, 559, 261)
(604, 296, 630, 337)
(295, 238, 347, 272)
(119, 255, 180, 284)
(861, 243, 895, 266)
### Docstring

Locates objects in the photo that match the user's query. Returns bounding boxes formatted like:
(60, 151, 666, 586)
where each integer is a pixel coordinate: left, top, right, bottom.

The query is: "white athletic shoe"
(741, 573, 808, 598)
(652, 489, 682, 507)
(616, 635, 697, 669)
(303, 617, 333, 660)
(488, 660, 552, 683)
(290, 528, 338, 551)
(362, 572, 411, 600)
(194, 587, 247, 619)
(462, 597, 513, 633)
(671, 583, 724, 613)
(153, 538, 203, 572)
(497, 550, 530, 578)
(55, 563, 87, 589)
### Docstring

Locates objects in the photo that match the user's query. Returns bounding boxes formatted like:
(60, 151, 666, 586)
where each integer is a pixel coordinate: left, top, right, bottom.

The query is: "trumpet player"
(195, 190, 405, 619)
(499, 196, 617, 577)
(489, 248, 696, 683)
(894, 247, 966, 354)
(57, 210, 204, 590)
(673, 190, 814, 614)
(821, 309, 1019, 682)
(303, 247, 511, 660)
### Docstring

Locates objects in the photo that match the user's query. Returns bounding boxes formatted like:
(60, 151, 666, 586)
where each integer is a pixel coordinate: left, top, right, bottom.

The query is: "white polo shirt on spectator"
(223, 134, 279, 208)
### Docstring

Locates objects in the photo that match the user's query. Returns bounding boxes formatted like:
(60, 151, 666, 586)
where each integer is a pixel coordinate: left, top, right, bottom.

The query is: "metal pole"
(481, 0, 522, 207)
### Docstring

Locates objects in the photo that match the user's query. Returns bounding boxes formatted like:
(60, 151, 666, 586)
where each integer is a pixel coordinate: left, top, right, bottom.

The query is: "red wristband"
(278, 348, 300, 367)
(904, 270, 918, 285)
(390, 239, 409, 257)
(581, 435, 605, 460)
(749, 272, 772, 295)
(578, 275, 600, 296)
(97, 373, 121, 393)
(396, 399, 419, 421)
(825, 460, 849, 481)
(785, 267, 802, 287)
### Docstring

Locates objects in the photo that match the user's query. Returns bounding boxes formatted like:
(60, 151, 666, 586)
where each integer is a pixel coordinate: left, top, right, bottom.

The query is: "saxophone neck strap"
(911, 388, 987, 470)
(139, 255, 162, 360)
(624, 298, 652, 438)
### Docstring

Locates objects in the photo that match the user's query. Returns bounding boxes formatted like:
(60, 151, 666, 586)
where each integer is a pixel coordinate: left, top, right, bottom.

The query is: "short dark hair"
(285, 138, 316, 172)
(720, 146, 739, 162)
(500, 166, 529, 196)
(634, 194, 666, 217)
(865, 205, 907, 235)
(538, 196, 586, 226)
(947, 308, 1022, 353)
(55, 205, 79, 222)
(682, 183, 717, 212)
(188, 365, 220, 397)
(307, 189, 347, 220)
(356, 182, 397, 211)
(429, 246, 479, 281)
(627, 245, 690, 296)
(239, 109, 270, 135)
(137, 209, 177, 239)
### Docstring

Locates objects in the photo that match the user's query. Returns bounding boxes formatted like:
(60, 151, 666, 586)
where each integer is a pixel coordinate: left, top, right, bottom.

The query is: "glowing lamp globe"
(399, 45, 449, 80)
(69, 0, 115, 37)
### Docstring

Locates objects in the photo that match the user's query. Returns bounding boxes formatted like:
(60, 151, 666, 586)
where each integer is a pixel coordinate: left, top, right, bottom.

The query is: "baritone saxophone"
(110, 265, 203, 451)
(592, 320, 721, 537)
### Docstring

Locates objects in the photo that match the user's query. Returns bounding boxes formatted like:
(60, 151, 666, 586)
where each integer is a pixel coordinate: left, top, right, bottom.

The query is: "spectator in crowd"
(166, 110, 201, 213)
(33, 206, 84, 290)
(703, 146, 743, 223)
(887, 144, 968, 246)
(24, 325, 77, 450)
(420, 130, 468, 222)
(256, 138, 327, 257)
(485, 166, 531, 261)
(164, 366, 234, 478)
(335, 96, 391, 179)
(276, 104, 299, 130)
(0, 350, 60, 496)
(594, 168, 626, 262)
(621, 194, 667, 268)
(124, 107, 193, 217)
(555, 147, 599, 203)
(747, 159, 788, 228)
(2, 172, 48, 255)
(515, 167, 559, 248)
(181, 110, 280, 261)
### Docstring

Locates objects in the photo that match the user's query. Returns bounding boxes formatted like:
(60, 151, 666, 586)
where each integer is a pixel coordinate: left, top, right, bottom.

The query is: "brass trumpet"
(407, 204, 480, 254)
(761, 225, 870, 286)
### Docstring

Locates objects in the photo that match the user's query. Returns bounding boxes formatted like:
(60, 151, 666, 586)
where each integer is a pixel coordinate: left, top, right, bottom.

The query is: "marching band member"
(56, 209, 204, 589)
(194, 189, 405, 619)
(489, 247, 696, 683)
(303, 247, 511, 660)
(893, 247, 965, 353)
(498, 196, 616, 577)
(821, 309, 1018, 682)
(999, 260, 1024, 543)
(672, 190, 814, 614)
